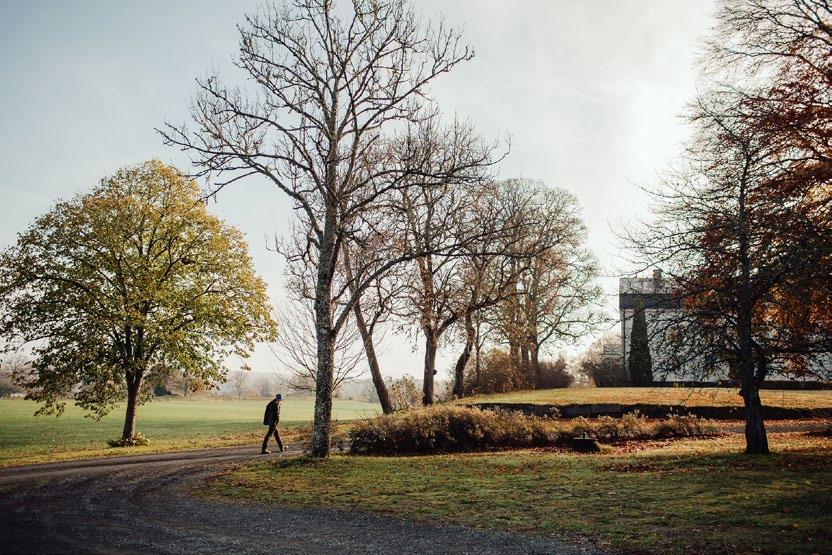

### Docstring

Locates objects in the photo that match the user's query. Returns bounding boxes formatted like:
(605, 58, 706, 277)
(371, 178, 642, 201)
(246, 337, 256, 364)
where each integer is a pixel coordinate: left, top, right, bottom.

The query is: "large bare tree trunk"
(312, 328, 335, 457)
(423, 330, 437, 405)
(122, 374, 142, 439)
(353, 303, 393, 414)
(312, 204, 337, 457)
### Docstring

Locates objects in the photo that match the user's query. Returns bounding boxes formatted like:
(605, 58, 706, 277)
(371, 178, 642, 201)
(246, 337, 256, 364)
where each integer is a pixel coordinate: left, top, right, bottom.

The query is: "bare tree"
(493, 181, 602, 386)
(446, 180, 545, 398)
(397, 176, 516, 404)
(255, 374, 277, 398)
(577, 333, 627, 387)
(342, 240, 403, 414)
(271, 295, 365, 394)
(228, 370, 250, 398)
(160, 0, 497, 456)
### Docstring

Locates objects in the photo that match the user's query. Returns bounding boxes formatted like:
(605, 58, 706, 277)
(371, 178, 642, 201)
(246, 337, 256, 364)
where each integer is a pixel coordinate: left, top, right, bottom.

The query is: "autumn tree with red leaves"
(626, 0, 831, 454)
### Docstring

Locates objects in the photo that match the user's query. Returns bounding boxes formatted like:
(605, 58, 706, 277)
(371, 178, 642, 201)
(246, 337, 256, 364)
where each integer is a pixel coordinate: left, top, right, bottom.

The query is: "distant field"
(0, 397, 380, 467)
(460, 387, 832, 409)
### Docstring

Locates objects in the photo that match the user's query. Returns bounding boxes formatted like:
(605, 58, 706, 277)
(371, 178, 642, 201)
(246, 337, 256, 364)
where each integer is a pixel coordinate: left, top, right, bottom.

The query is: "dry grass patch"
(460, 386, 832, 409)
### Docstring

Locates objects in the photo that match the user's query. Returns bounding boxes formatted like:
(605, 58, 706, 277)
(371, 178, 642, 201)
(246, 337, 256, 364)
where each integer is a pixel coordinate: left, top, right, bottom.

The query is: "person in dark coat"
(261, 393, 284, 454)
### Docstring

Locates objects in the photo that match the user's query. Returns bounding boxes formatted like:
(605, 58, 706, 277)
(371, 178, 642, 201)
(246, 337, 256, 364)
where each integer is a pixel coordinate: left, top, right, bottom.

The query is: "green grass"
(207, 432, 832, 554)
(0, 397, 379, 467)
(460, 386, 832, 409)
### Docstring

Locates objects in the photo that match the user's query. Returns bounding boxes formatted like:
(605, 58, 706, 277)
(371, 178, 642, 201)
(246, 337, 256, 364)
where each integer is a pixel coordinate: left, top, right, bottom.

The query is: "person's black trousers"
(262, 424, 284, 452)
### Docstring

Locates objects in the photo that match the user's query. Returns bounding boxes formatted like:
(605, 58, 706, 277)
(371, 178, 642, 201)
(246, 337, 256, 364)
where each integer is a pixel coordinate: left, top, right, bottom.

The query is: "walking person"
(261, 393, 284, 454)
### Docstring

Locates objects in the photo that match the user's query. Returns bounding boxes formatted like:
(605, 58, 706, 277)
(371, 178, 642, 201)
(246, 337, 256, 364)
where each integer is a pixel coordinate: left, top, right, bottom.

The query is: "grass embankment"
(460, 386, 832, 409)
(208, 432, 832, 554)
(0, 397, 379, 468)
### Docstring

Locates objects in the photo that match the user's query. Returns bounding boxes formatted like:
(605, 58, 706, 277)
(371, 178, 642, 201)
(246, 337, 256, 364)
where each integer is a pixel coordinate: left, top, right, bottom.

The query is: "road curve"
(0, 445, 600, 555)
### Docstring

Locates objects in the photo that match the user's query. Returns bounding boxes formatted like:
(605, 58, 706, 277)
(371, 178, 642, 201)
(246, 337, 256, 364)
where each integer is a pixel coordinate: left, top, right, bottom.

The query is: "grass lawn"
(207, 432, 832, 554)
(460, 386, 832, 409)
(0, 397, 380, 467)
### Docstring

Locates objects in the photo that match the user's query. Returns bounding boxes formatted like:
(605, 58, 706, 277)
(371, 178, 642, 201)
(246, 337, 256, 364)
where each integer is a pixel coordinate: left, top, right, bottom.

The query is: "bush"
(388, 375, 421, 411)
(653, 413, 718, 438)
(0, 375, 25, 397)
(536, 357, 573, 389)
(559, 412, 717, 443)
(107, 433, 149, 448)
(581, 358, 628, 387)
(465, 349, 532, 396)
(577, 334, 629, 387)
(349, 405, 552, 455)
(349, 406, 719, 455)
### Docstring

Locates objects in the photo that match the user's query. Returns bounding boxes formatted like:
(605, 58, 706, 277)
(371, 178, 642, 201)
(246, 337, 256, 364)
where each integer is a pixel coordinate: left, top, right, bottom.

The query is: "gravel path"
(0, 445, 601, 554)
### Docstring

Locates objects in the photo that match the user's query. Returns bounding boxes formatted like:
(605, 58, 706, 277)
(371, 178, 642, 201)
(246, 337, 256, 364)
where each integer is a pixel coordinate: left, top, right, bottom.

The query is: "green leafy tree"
(0, 161, 277, 439)
(628, 298, 653, 386)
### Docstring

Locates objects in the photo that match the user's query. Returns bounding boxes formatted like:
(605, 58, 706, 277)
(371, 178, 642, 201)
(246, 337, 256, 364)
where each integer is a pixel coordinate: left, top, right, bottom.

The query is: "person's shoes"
(261, 449, 271, 455)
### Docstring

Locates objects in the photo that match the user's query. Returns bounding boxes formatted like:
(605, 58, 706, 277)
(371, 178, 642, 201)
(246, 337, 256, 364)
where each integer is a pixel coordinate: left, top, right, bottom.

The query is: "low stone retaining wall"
(470, 402, 832, 420)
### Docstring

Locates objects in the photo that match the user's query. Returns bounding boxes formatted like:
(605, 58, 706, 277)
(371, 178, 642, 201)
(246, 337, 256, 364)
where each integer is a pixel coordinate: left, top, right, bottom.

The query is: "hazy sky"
(0, 0, 715, 380)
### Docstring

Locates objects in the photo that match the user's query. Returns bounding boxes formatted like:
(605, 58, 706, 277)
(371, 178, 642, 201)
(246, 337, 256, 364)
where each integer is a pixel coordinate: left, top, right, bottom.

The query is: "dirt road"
(0, 445, 599, 554)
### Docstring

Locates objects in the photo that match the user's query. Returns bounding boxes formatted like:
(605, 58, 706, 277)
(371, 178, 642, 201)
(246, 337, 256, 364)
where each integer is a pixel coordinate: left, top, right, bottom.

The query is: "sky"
(0, 0, 715, 381)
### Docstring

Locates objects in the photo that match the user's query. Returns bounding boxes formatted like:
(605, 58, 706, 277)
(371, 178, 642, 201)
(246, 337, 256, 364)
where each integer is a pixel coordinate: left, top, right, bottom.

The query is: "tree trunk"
(509, 339, 519, 368)
(311, 100, 340, 458)
(530, 342, 541, 388)
(342, 246, 394, 415)
(311, 225, 336, 457)
(311, 323, 335, 457)
(474, 321, 482, 389)
(354, 303, 394, 414)
(452, 312, 475, 398)
(521, 345, 530, 379)
(740, 381, 769, 454)
(423, 331, 437, 405)
(122, 374, 142, 439)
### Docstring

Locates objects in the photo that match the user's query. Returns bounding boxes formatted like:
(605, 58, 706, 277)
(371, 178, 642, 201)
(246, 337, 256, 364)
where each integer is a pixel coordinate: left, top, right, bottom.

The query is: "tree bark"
(452, 312, 475, 398)
(122, 374, 142, 439)
(740, 380, 769, 454)
(311, 321, 335, 457)
(353, 302, 394, 414)
(530, 342, 541, 388)
(423, 330, 437, 405)
(474, 321, 482, 389)
(520, 345, 530, 379)
(310, 87, 340, 458)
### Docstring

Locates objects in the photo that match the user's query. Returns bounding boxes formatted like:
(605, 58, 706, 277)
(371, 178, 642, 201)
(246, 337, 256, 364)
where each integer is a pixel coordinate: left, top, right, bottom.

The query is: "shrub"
(553, 411, 716, 444)
(536, 357, 573, 389)
(349, 405, 552, 455)
(577, 334, 628, 387)
(465, 349, 532, 395)
(652, 413, 719, 438)
(107, 433, 149, 448)
(349, 406, 719, 455)
(389, 375, 421, 411)
(581, 357, 628, 387)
